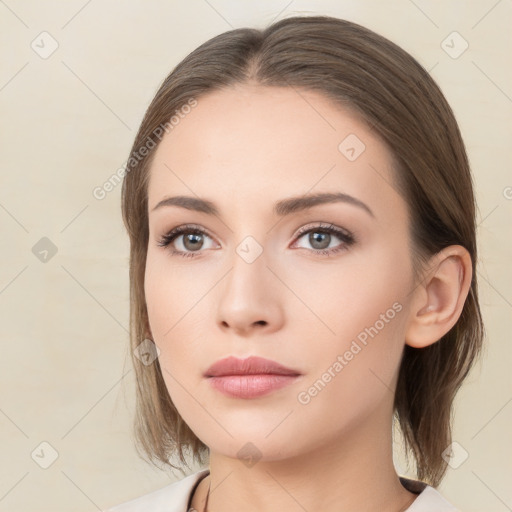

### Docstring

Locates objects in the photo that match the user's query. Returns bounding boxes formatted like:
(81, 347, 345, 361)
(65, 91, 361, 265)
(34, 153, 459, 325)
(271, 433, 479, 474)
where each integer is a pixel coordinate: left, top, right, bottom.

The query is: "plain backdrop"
(0, 1, 511, 511)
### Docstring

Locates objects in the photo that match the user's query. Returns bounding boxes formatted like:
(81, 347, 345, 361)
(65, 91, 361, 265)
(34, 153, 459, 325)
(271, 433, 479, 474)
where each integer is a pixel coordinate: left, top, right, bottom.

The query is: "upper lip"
(204, 356, 301, 377)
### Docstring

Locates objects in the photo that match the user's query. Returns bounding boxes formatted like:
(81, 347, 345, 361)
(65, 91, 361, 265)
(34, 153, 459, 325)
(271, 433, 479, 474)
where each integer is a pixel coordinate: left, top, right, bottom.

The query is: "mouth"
(204, 356, 302, 399)
(204, 355, 301, 377)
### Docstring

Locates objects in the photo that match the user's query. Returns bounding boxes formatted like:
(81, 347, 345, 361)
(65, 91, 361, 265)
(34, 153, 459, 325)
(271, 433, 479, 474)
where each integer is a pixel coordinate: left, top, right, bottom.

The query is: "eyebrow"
(150, 192, 374, 218)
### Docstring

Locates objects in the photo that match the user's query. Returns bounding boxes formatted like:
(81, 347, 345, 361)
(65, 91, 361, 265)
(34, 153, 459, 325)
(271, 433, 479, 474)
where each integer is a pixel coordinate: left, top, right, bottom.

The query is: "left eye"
(293, 224, 355, 253)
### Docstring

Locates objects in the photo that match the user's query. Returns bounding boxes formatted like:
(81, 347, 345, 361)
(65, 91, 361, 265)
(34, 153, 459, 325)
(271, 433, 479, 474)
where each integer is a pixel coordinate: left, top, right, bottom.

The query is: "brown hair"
(121, 15, 484, 486)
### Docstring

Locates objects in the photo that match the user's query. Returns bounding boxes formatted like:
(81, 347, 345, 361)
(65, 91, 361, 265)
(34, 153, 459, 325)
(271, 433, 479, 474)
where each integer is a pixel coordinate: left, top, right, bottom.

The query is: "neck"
(191, 402, 418, 512)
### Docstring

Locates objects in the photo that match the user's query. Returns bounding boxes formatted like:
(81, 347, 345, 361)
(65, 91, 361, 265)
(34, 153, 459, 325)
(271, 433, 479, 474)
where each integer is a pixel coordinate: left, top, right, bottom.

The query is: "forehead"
(147, 85, 400, 218)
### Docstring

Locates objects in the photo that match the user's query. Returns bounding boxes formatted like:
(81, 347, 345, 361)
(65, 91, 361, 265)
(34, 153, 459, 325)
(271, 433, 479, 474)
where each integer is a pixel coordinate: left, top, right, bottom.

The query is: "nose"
(216, 246, 284, 337)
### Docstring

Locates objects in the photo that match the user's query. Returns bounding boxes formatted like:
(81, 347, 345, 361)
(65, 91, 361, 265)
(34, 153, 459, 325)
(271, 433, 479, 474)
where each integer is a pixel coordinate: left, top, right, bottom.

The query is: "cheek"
(281, 243, 412, 340)
(144, 257, 214, 440)
(292, 294, 408, 436)
(284, 247, 411, 404)
(144, 251, 211, 378)
(145, 249, 201, 338)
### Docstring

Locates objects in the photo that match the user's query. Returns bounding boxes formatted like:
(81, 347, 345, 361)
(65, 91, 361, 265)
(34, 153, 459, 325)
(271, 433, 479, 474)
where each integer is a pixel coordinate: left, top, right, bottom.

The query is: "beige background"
(0, 1, 511, 511)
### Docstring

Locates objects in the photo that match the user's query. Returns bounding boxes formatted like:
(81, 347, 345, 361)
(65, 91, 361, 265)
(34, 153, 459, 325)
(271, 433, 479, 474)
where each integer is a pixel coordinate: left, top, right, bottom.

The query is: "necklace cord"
(202, 480, 211, 512)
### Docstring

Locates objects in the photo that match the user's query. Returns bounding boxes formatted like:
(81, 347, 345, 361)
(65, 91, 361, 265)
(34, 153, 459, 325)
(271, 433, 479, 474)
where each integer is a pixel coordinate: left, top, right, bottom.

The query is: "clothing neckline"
(186, 470, 208, 510)
(186, 470, 429, 509)
(399, 475, 428, 494)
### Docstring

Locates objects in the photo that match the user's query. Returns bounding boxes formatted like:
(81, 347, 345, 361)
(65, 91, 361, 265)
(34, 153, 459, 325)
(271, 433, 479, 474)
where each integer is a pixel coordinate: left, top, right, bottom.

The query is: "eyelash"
(156, 223, 356, 259)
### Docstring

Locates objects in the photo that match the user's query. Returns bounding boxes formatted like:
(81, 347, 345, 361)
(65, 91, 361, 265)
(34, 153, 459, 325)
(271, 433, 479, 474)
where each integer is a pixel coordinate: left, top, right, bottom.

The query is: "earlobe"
(405, 246, 472, 349)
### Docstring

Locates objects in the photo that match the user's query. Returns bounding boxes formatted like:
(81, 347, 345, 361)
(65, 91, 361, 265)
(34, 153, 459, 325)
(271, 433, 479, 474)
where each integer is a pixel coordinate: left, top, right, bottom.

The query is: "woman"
(106, 14, 484, 512)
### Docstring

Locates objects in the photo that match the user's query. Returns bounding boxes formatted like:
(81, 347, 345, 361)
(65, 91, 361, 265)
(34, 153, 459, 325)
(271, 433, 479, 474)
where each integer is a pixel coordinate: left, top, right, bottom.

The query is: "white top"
(103, 469, 460, 512)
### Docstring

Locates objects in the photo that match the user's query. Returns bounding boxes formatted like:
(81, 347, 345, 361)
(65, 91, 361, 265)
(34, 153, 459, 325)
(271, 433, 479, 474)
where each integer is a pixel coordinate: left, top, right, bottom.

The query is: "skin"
(144, 84, 472, 512)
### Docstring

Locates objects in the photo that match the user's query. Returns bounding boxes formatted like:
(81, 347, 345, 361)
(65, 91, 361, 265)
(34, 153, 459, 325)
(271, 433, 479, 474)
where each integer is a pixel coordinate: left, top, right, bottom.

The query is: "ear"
(405, 245, 472, 348)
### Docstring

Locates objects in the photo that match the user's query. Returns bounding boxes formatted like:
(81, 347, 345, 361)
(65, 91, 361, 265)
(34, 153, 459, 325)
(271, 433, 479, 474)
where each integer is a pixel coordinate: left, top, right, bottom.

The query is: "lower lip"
(207, 374, 300, 398)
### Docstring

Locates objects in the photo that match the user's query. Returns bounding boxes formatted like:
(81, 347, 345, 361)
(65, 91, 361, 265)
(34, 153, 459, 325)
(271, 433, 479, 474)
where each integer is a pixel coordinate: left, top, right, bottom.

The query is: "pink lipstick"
(204, 356, 301, 399)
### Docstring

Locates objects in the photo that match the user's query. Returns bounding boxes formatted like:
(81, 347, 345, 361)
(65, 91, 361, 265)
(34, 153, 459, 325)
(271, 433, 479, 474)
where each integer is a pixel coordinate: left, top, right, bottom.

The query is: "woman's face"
(145, 84, 417, 460)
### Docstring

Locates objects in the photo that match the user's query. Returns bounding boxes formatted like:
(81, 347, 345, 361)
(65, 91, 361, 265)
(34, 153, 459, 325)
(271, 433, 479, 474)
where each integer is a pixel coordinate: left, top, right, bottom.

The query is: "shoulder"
(400, 477, 460, 512)
(103, 469, 210, 512)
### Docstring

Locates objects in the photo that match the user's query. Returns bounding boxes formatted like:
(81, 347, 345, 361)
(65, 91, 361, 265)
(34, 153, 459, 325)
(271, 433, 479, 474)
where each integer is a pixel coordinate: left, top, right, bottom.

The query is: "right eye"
(157, 224, 217, 258)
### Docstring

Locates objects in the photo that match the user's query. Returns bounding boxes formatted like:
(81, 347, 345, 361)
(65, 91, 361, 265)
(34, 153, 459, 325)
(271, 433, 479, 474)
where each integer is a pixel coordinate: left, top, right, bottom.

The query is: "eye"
(292, 223, 355, 256)
(157, 222, 356, 259)
(156, 224, 217, 258)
